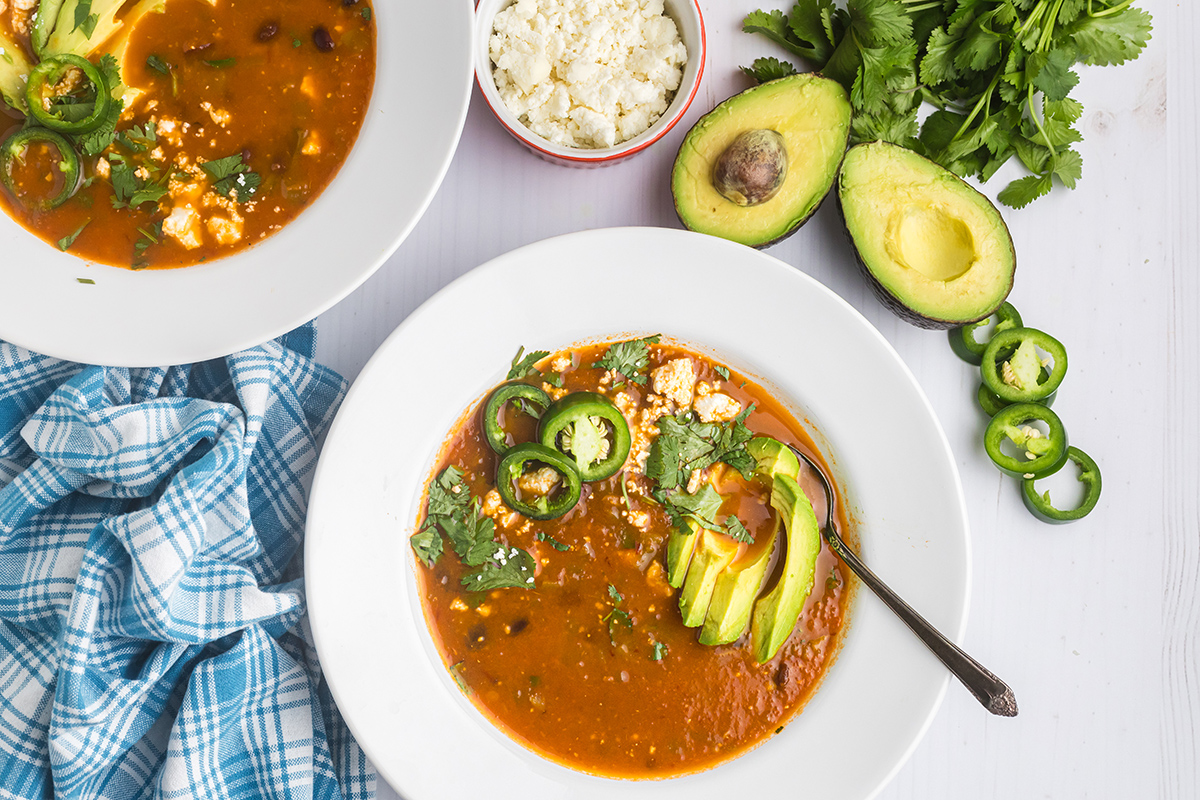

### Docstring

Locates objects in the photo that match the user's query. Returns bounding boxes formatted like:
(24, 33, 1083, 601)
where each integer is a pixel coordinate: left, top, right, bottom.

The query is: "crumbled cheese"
(199, 101, 231, 126)
(694, 393, 742, 423)
(301, 131, 321, 156)
(489, 0, 687, 149)
(94, 158, 111, 179)
(206, 214, 243, 245)
(10, 0, 34, 33)
(162, 205, 203, 250)
(651, 358, 695, 408)
(551, 354, 572, 372)
(482, 489, 502, 517)
(518, 466, 561, 496)
(300, 74, 320, 99)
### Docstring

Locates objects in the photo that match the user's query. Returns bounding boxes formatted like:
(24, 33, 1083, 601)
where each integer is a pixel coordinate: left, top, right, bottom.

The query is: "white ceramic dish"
(305, 227, 971, 800)
(0, 1, 474, 367)
(474, 0, 705, 166)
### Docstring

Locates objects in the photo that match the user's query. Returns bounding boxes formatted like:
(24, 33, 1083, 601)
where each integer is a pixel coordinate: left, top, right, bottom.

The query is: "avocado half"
(671, 74, 853, 248)
(838, 141, 1017, 329)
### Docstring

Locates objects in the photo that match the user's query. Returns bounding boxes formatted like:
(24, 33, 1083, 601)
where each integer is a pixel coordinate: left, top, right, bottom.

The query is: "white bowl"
(0, 2, 474, 367)
(474, 0, 706, 167)
(306, 227, 971, 800)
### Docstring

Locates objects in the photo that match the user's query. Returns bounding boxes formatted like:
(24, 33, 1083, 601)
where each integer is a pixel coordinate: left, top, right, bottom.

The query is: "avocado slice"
(838, 141, 1017, 329)
(0, 29, 32, 114)
(750, 473, 822, 663)
(698, 437, 801, 645)
(666, 519, 700, 589)
(678, 528, 741, 628)
(671, 74, 853, 248)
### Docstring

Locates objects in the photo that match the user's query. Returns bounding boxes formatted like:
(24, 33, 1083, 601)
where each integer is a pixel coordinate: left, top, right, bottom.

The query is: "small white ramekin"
(474, 0, 706, 168)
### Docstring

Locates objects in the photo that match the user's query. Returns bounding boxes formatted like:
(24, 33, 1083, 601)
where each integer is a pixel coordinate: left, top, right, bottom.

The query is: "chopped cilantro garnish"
(75, 277, 96, 285)
(646, 405, 756, 491)
(602, 583, 633, 643)
(544, 372, 564, 388)
(651, 640, 668, 661)
(199, 153, 261, 202)
(724, 515, 753, 544)
(362, 7, 371, 21)
(146, 54, 171, 75)
(714, 365, 731, 381)
(410, 466, 537, 591)
(591, 335, 661, 386)
(204, 57, 237, 68)
(77, 57, 124, 157)
(534, 531, 570, 552)
(57, 220, 90, 251)
(292, 37, 302, 48)
(449, 662, 470, 694)
(132, 221, 164, 268)
(506, 345, 549, 380)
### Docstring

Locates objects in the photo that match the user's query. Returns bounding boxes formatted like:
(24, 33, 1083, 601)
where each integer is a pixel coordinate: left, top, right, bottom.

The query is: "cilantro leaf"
(591, 335, 661, 386)
(146, 55, 171, 75)
(57, 220, 90, 251)
(1067, 6, 1152, 67)
(724, 515, 754, 544)
(647, 406, 756, 490)
(741, 56, 798, 84)
(506, 346, 549, 380)
(199, 153, 260, 202)
(535, 531, 570, 551)
(461, 545, 537, 591)
(1029, 48, 1079, 102)
(651, 640, 668, 661)
(204, 57, 237, 69)
(409, 528, 443, 568)
(997, 172, 1052, 209)
(602, 583, 633, 643)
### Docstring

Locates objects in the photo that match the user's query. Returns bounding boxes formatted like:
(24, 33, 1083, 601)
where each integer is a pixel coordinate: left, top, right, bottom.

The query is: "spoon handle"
(826, 532, 1019, 717)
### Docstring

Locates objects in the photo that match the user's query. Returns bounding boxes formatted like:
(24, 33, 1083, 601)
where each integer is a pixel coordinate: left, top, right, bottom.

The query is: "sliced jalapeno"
(24, 54, 111, 135)
(483, 382, 551, 454)
(977, 376, 1056, 417)
(981, 327, 1067, 404)
(950, 302, 1023, 365)
(1, 128, 81, 210)
(538, 391, 631, 482)
(984, 403, 1069, 479)
(1021, 446, 1102, 523)
(496, 442, 582, 520)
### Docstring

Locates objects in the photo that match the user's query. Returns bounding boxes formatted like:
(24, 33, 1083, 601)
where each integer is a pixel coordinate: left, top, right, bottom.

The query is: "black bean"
(240, 148, 252, 164)
(343, 0, 360, 5)
(507, 618, 529, 636)
(466, 623, 487, 651)
(257, 22, 278, 41)
(773, 661, 790, 690)
(312, 26, 335, 52)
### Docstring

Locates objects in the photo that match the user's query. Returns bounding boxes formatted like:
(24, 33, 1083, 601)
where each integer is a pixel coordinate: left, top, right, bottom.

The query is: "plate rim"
(306, 226, 972, 800)
(0, 0, 474, 367)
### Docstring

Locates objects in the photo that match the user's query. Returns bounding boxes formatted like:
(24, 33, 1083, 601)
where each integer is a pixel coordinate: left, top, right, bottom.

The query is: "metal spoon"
(787, 444, 1019, 717)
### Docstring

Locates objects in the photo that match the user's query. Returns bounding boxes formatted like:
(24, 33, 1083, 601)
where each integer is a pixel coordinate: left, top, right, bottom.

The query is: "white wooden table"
(317, 2, 1197, 797)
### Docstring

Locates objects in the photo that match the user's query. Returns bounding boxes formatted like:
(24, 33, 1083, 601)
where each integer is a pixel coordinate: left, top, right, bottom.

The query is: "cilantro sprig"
(506, 346, 550, 380)
(743, 0, 1153, 206)
(199, 153, 261, 203)
(591, 335, 661, 386)
(603, 584, 633, 643)
(646, 405, 757, 491)
(409, 466, 537, 591)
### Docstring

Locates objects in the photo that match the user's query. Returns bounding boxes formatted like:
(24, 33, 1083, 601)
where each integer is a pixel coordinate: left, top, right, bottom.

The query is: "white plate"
(306, 227, 971, 800)
(0, 1, 473, 367)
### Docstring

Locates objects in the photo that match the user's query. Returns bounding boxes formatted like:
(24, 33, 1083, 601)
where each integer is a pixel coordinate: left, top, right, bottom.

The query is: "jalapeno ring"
(496, 442, 582, 520)
(1021, 446, 1102, 523)
(950, 302, 1023, 365)
(0, 128, 81, 211)
(24, 54, 111, 135)
(538, 391, 631, 482)
(983, 403, 1069, 479)
(483, 382, 552, 454)
(981, 327, 1068, 404)
(977, 377, 1056, 418)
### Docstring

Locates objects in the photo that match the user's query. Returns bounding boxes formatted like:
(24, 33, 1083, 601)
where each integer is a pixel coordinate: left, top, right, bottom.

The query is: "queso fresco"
(0, 0, 375, 269)
(411, 337, 853, 778)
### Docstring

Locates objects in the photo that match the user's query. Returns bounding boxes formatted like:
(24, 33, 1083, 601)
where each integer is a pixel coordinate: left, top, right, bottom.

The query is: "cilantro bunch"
(742, 0, 1153, 207)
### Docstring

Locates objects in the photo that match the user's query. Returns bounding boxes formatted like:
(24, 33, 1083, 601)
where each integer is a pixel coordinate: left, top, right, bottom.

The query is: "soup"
(0, 0, 375, 268)
(411, 338, 853, 779)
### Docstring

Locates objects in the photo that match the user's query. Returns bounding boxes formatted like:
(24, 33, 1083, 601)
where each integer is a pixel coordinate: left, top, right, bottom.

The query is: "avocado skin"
(671, 74, 853, 249)
(836, 143, 1016, 329)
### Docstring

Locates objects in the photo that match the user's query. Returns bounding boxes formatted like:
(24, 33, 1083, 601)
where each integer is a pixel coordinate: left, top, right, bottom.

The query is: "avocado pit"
(712, 129, 789, 207)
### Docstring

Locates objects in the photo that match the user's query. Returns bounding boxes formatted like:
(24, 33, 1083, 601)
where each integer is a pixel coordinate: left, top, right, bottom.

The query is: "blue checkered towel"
(0, 326, 375, 800)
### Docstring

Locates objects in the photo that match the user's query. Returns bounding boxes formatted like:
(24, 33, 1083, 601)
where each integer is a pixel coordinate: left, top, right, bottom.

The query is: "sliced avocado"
(666, 519, 700, 589)
(699, 519, 777, 645)
(751, 474, 822, 663)
(678, 529, 740, 628)
(0, 29, 32, 114)
(671, 74, 853, 248)
(698, 437, 800, 645)
(838, 141, 1017, 329)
